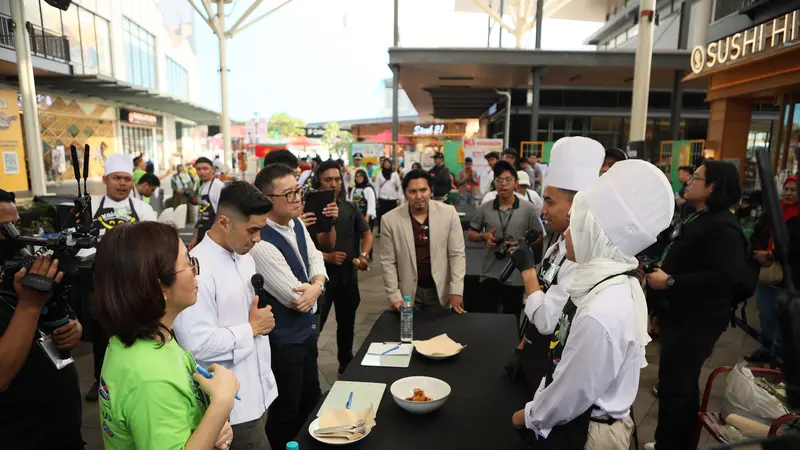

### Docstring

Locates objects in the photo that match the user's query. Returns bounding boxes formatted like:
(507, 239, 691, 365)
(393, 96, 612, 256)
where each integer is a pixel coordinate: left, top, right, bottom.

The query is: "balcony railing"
(0, 14, 70, 64)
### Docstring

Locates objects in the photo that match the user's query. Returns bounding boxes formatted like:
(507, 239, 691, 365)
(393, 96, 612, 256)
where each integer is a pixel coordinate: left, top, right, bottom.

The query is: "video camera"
(499, 228, 544, 283)
(0, 144, 98, 333)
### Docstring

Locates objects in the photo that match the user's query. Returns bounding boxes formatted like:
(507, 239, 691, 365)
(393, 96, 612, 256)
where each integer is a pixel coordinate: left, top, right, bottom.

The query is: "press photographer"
(0, 189, 84, 450)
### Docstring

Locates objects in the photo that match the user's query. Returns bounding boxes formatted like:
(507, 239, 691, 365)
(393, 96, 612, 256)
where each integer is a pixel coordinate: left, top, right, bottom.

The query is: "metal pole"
(497, 90, 511, 149)
(392, 0, 399, 166)
(534, 0, 543, 48)
(629, 0, 656, 142)
(670, 1, 690, 143)
(499, 0, 504, 47)
(11, 0, 46, 195)
(530, 0, 543, 142)
(217, 0, 232, 167)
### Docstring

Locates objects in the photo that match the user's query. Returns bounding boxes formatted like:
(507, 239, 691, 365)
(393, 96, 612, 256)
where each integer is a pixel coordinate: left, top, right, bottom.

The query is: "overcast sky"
(194, 0, 603, 123)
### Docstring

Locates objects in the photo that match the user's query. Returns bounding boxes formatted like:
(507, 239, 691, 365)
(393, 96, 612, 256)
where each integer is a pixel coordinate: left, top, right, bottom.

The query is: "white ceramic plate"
(308, 417, 371, 446)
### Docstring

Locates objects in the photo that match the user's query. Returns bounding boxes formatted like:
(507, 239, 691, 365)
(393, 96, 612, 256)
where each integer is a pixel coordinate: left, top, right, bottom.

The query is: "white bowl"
(390, 376, 451, 415)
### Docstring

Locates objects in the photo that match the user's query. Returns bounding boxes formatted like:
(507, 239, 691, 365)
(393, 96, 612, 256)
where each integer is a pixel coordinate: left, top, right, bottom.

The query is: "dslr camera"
(0, 145, 98, 333)
(493, 236, 514, 260)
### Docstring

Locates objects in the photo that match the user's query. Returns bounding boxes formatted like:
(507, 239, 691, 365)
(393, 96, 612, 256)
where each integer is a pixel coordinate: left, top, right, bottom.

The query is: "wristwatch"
(314, 279, 326, 294)
(666, 276, 675, 288)
(359, 252, 370, 259)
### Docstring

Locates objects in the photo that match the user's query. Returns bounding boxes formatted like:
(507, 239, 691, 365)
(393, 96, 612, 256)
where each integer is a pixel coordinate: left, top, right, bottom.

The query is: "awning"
(4, 75, 222, 125)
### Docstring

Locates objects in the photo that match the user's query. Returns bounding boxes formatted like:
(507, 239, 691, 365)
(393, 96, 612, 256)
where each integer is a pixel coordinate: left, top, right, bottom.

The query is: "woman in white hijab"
(510, 159, 674, 450)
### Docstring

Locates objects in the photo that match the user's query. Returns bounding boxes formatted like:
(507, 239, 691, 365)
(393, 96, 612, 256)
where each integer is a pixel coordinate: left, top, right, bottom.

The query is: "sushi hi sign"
(690, 9, 800, 74)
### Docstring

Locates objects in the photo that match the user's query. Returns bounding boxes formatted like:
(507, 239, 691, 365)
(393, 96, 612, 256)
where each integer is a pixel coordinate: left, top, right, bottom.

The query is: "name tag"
(542, 263, 560, 286)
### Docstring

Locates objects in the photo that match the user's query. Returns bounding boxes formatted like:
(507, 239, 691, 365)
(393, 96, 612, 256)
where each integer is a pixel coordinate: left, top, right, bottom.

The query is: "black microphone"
(251, 274, 267, 308)
(70, 145, 81, 196)
(499, 229, 543, 283)
(83, 144, 90, 194)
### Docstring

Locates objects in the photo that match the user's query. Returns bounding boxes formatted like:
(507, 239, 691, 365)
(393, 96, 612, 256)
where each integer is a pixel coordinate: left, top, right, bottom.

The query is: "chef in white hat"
(508, 137, 604, 398)
(91, 153, 157, 235)
(510, 159, 674, 450)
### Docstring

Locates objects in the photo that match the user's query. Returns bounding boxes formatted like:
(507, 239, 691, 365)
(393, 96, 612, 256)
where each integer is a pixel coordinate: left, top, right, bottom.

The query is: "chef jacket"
(524, 283, 641, 438)
(523, 238, 577, 334)
(173, 237, 278, 425)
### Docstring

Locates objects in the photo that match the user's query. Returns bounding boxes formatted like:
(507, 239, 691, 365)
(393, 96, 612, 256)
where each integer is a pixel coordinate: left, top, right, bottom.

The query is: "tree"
(321, 122, 353, 158)
(268, 112, 306, 139)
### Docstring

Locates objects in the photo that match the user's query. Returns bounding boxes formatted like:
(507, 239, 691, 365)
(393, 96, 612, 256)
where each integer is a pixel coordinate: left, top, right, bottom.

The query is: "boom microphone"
(70, 145, 81, 196)
(251, 274, 268, 308)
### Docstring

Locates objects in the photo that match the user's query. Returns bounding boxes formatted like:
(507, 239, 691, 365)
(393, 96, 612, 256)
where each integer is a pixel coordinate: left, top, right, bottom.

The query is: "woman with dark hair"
(746, 175, 799, 362)
(375, 158, 402, 236)
(93, 222, 240, 450)
(644, 160, 755, 450)
(348, 168, 377, 224)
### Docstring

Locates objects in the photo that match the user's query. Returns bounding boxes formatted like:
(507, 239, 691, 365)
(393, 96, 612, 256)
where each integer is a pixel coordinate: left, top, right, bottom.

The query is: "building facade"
(0, 0, 220, 193)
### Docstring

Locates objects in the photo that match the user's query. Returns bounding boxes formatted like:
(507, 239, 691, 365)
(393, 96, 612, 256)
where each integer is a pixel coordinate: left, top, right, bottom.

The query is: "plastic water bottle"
(286, 442, 299, 450)
(400, 295, 413, 342)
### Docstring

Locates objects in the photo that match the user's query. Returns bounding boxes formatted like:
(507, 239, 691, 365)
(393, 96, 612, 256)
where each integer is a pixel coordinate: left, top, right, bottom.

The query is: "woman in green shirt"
(93, 221, 240, 450)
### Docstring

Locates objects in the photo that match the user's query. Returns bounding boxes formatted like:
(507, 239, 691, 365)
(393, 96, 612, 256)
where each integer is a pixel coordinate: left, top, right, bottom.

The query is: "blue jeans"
(755, 284, 781, 353)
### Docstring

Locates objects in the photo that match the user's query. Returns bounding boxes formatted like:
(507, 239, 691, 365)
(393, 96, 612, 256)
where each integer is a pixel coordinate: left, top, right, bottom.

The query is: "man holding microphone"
(174, 181, 277, 450)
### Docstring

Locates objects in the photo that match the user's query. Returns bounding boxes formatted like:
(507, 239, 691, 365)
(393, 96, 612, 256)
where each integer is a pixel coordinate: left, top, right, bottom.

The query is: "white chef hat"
(582, 159, 674, 256)
(104, 153, 133, 176)
(545, 137, 605, 192)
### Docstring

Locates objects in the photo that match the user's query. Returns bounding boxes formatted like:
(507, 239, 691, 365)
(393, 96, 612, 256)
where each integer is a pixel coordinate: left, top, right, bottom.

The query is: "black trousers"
(90, 316, 108, 383)
(319, 272, 361, 372)
(479, 278, 525, 319)
(376, 199, 397, 234)
(266, 333, 321, 449)
(654, 315, 728, 450)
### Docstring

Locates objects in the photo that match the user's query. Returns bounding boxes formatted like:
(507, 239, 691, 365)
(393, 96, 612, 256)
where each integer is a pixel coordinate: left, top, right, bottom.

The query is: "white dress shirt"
(524, 283, 641, 437)
(524, 238, 577, 334)
(480, 168, 494, 196)
(173, 237, 278, 425)
(375, 172, 402, 201)
(249, 218, 327, 312)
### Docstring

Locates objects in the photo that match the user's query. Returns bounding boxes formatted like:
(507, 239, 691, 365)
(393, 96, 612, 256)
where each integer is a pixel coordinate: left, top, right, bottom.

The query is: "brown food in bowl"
(406, 388, 432, 402)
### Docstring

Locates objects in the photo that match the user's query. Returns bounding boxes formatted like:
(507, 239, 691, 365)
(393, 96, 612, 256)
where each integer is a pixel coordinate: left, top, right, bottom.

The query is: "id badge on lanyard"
(37, 331, 74, 370)
(542, 262, 560, 286)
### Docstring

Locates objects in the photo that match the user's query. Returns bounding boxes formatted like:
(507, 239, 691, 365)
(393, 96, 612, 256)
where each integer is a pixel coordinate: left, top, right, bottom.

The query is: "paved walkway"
(75, 236, 760, 449)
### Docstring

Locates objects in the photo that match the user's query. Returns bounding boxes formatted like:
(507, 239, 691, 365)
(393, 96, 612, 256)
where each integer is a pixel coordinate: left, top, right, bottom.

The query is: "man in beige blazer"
(380, 169, 467, 312)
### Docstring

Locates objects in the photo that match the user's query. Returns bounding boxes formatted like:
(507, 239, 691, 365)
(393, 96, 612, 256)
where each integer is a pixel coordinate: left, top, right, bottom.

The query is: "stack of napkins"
(412, 333, 466, 356)
(313, 406, 376, 442)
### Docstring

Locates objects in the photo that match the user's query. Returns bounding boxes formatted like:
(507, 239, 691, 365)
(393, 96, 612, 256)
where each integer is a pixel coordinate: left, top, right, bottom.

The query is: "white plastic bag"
(721, 361, 790, 425)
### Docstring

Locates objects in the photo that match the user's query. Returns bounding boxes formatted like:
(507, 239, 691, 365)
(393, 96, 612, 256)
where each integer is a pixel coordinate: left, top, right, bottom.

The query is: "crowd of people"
(0, 134, 791, 450)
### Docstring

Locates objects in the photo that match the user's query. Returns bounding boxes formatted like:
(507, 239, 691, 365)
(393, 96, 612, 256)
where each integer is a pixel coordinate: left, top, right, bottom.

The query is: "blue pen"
(381, 344, 400, 355)
(196, 364, 241, 401)
(346, 391, 353, 409)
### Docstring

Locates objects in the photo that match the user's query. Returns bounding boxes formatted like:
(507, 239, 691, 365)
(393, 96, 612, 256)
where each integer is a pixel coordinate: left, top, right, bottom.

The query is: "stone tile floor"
(76, 237, 761, 449)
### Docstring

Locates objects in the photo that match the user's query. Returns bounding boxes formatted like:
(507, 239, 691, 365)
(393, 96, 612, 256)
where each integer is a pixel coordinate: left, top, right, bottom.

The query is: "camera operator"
(0, 189, 84, 450)
(468, 161, 543, 318)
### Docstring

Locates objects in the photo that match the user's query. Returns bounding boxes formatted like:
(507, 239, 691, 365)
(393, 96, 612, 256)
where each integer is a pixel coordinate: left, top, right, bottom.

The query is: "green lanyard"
(660, 209, 709, 262)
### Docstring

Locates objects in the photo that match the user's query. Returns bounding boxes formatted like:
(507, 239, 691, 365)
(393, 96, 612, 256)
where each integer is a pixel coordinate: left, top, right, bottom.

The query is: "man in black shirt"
(315, 160, 373, 375)
(429, 152, 452, 201)
(0, 189, 84, 450)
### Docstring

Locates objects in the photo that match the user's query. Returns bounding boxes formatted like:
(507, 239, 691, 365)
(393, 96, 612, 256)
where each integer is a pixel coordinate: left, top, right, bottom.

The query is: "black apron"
(196, 179, 218, 243)
(520, 243, 566, 396)
(351, 186, 372, 217)
(522, 273, 633, 450)
(92, 196, 140, 231)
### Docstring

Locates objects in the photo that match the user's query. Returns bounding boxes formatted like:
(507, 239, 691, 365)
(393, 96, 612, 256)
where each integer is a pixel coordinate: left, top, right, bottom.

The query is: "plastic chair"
(172, 204, 187, 228)
(158, 207, 174, 224)
(695, 365, 798, 449)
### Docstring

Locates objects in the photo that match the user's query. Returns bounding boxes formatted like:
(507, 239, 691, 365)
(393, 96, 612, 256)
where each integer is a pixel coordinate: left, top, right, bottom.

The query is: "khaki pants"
(585, 416, 634, 450)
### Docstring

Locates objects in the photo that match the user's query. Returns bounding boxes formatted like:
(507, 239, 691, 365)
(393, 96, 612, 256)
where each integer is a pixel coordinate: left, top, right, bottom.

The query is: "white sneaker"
(644, 443, 656, 450)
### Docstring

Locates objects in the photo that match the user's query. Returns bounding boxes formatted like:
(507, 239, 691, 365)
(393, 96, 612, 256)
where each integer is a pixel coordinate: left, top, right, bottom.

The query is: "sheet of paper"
(366, 342, 413, 356)
(317, 381, 386, 418)
(412, 333, 466, 356)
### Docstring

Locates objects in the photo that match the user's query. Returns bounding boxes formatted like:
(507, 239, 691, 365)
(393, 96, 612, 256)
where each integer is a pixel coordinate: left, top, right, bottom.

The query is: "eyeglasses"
(171, 256, 200, 276)
(495, 176, 515, 185)
(690, 175, 706, 183)
(267, 187, 306, 202)
(417, 224, 429, 242)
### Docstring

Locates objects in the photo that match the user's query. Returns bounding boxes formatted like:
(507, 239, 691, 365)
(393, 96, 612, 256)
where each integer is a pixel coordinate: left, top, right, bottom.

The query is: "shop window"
(41, 1, 62, 33)
(0, 0, 9, 16)
(61, 6, 82, 74)
(615, 33, 626, 47)
(78, 8, 97, 74)
(552, 118, 566, 131)
(95, 16, 110, 76)
(24, 0, 42, 29)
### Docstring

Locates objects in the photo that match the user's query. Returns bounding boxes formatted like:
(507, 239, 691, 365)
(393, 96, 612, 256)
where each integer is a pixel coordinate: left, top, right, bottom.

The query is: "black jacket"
(652, 209, 757, 324)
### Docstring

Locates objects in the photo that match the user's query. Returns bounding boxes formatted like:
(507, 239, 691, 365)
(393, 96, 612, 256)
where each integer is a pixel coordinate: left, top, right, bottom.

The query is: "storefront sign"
(304, 126, 325, 138)
(120, 108, 161, 126)
(462, 138, 504, 173)
(0, 89, 27, 192)
(413, 124, 445, 136)
(691, 9, 800, 74)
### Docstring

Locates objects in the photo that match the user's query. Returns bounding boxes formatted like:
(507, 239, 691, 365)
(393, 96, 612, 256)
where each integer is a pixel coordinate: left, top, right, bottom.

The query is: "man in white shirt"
(85, 153, 157, 401)
(250, 163, 327, 449)
(174, 181, 276, 450)
(510, 159, 673, 450)
(190, 157, 224, 248)
(508, 137, 603, 399)
(479, 151, 500, 196)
